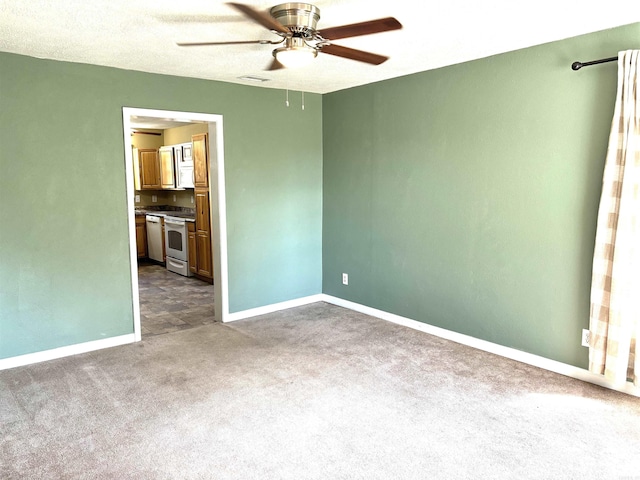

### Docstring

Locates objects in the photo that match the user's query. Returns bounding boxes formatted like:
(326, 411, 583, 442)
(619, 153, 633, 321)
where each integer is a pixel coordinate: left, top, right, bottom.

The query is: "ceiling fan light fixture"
(273, 37, 317, 68)
(177, 3, 403, 71)
(274, 46, 317, 68)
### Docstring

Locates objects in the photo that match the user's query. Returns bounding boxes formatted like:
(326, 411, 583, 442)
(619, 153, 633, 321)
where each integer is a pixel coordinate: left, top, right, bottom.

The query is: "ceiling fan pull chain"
(286, 89, 290, 107)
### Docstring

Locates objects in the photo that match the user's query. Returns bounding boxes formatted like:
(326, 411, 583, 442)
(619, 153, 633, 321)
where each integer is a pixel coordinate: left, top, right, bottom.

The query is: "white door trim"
(122, 107, 229, 341)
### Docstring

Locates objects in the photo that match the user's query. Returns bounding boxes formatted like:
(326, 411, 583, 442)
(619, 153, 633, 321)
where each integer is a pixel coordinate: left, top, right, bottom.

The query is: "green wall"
(322, 23, 640, 368)
(3, 23, 639, 368)
(0, 53, 322, 359)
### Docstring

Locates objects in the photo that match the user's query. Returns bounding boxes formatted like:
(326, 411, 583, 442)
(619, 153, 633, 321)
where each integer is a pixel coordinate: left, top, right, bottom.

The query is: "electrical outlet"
(152, 195, 157, 203)
(581, 329, 591, 347)
(173, 195, 177, 202)
(135, 194, 140, 203)
(191, 196, 194, 204)
(342, 273, 348, 285)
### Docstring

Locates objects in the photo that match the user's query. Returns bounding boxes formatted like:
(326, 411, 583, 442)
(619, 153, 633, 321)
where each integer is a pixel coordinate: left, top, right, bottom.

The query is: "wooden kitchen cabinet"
(191, 132, 213, 282)
(135, 216, 147, 258)
(194, 187, 213, 280)
(159, 147, 175, 189)
(188, 222, 197, 274)
(195, 189, 210, 233)
(139, 149, 161, 189)
(196, 231, 213, 278)
(192, 133, 208, 188)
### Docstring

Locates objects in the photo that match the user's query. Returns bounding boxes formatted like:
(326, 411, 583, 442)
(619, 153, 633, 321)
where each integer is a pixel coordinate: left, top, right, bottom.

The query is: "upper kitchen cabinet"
(139, 148, 161, 190)
(159, 146, 175, 189)
(192, 133, 208, 188)
(132, 126, 206, 192)
(133, 146, 180, 191)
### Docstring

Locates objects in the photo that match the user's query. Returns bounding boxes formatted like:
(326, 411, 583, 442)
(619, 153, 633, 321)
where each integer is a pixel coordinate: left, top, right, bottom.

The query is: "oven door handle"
(164, 219, 185, 227)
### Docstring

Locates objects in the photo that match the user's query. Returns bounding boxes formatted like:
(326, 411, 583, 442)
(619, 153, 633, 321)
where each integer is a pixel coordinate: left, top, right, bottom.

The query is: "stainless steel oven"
(164, 216, 193, 276)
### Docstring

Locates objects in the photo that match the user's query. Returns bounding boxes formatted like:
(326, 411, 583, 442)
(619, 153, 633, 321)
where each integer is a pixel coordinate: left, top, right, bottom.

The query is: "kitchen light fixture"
(273, 37, 317, 68)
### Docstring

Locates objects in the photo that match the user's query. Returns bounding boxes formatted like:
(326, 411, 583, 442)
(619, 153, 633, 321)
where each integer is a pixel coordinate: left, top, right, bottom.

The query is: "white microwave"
(175, 142, 194, 189)
(176, 164, 194, 189)
(182, 143, 192, 163)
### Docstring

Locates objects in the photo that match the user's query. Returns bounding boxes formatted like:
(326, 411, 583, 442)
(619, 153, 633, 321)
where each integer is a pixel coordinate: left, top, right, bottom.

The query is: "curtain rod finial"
(571, 62, 583, 71)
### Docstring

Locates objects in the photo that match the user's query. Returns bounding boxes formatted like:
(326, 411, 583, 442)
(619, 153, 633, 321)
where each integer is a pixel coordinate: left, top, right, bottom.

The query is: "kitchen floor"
(138, 261, 215, 337)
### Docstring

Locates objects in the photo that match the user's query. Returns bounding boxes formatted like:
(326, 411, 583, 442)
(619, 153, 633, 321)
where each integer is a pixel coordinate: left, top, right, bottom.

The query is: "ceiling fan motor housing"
(270, 3, 320, 37)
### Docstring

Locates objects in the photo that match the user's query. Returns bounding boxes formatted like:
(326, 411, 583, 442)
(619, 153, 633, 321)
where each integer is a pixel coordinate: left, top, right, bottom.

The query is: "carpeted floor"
(1, 302, 639, 479)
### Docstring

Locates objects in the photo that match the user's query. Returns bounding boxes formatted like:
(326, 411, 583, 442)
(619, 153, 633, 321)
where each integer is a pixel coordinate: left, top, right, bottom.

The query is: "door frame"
(122, 107, 229, 341)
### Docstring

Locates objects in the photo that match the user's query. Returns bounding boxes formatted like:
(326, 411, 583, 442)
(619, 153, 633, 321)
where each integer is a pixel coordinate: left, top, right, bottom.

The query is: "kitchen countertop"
(135, 208, 195, 221)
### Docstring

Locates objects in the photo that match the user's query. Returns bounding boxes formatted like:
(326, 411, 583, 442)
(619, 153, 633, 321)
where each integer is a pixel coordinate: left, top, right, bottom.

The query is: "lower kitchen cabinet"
(196, 231, 213, 279)
(194, 187, 213, 281)
(195, 189, 210, 232)
(188, 222, 197, 274)
(187, 220, 212, 280)
(135, 216, 147, 258)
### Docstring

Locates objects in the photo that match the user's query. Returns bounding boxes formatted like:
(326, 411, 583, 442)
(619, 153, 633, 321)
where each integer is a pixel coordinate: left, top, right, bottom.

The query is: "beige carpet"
(1, 302, 639, 479)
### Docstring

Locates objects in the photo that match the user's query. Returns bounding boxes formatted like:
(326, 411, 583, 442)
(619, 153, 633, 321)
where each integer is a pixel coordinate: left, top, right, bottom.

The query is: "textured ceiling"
(1, 0, 639, 94)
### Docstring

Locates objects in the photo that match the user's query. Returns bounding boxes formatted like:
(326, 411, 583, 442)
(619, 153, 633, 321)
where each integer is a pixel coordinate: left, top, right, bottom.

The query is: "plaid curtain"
(589, 50, 640, 386)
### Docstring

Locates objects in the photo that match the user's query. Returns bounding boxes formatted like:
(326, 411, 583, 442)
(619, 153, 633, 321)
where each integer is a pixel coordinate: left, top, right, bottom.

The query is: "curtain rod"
(571, 56, 618, 71)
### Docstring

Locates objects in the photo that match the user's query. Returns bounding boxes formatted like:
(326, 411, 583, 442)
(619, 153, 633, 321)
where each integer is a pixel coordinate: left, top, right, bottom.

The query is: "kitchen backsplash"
(135, 189, 194, 208)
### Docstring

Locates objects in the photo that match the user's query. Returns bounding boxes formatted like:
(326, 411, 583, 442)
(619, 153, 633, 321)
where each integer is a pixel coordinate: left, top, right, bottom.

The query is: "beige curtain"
(589, 50, 640, 386)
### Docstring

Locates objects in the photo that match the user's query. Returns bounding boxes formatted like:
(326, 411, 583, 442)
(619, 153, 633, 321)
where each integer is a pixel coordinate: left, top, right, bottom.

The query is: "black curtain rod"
(571, 56, 618, 71)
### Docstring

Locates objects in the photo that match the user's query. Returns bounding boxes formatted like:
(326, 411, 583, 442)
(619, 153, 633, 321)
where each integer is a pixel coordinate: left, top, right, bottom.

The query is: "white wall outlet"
(135, 194, 140, 203)
(151, 195, 157, 203)
(342, 273, 348, 285)
(581, 329, 591, 347)
(173, 194, 177, 202)
(191, 196, 194, 204)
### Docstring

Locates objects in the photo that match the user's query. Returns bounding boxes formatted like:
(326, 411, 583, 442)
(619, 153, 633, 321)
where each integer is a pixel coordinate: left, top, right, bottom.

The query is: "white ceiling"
(1, 1, 639, 94)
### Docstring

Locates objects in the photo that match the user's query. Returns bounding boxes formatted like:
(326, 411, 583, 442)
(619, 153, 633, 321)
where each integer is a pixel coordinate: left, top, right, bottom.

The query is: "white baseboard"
(0, 334, 136, 371)
(3, 293, 637, 397)
(0, 293, 322, 370)
(224, 294, 325, 323)
(320, 294, 640, 397)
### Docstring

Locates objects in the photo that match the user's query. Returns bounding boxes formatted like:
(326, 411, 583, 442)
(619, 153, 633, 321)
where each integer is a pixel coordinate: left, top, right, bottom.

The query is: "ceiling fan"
(177, 2, 402, 70)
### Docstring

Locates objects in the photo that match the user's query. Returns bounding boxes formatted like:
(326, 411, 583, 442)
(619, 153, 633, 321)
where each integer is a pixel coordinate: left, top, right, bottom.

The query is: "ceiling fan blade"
(317, 17, 402, 40)
(266, 58, 285, 71)
(320, 44, 389, 65)
(226, 2, 290, 35)
(177, 40, 275, 47)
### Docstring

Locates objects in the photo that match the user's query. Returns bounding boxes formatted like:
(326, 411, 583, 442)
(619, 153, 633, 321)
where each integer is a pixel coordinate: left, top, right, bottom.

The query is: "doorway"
(122, 107, 229, 341)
